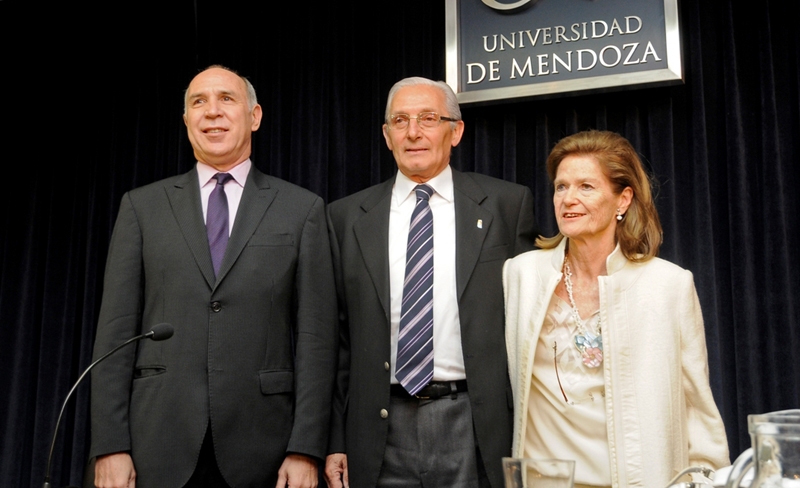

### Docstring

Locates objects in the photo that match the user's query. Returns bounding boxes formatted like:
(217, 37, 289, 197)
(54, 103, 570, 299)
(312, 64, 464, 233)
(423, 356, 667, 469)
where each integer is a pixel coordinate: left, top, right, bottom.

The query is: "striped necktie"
(396, 184, 435, 395)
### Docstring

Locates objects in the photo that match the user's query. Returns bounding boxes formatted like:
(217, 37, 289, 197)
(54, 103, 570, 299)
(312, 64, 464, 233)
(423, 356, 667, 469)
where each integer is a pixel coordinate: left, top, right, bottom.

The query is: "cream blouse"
(524, 293, 610, 485)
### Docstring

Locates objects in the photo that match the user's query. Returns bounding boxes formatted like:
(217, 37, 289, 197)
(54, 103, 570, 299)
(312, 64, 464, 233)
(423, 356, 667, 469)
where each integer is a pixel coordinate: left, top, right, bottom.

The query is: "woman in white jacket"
(503, 130, 728, 487)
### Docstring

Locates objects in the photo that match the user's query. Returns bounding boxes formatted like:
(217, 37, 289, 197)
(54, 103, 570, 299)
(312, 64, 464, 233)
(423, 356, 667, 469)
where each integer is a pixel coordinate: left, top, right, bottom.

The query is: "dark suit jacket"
(90, 166, 337, 487)
(326, 169, 537, 488)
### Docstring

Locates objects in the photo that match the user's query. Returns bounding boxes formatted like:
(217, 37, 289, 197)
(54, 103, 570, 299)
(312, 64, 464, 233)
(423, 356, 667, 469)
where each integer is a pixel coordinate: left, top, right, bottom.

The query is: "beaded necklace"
(563, 255, 604, 368)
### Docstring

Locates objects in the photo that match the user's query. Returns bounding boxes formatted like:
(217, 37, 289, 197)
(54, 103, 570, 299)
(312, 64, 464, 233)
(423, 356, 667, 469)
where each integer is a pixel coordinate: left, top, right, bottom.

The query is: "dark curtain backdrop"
(2, 1, 798, 486)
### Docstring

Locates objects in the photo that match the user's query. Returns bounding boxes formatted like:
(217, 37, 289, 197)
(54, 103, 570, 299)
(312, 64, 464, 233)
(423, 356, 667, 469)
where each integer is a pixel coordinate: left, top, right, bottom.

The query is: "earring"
(616, 208, 623, 221)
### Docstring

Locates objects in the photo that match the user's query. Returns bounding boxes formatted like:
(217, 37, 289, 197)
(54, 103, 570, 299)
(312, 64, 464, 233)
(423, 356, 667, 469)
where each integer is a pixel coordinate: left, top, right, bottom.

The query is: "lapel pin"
(477, 219, 483, 229)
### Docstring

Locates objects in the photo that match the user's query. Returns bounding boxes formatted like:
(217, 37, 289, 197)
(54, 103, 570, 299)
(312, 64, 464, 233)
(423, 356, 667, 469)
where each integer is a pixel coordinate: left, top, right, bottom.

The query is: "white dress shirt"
(197, 159, 250, 236)
(389, 165, 466, 383)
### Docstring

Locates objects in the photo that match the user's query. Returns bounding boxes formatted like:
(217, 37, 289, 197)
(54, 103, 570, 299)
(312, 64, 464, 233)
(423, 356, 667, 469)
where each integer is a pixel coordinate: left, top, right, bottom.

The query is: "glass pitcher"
(725, 410, 800, 488)
(748, 422, 800, 487)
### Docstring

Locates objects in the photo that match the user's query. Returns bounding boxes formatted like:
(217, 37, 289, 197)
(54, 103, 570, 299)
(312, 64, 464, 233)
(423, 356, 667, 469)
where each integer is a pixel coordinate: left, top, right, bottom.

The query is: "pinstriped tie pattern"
(207, 172, 233, 277)
(396, 184, 434, 395)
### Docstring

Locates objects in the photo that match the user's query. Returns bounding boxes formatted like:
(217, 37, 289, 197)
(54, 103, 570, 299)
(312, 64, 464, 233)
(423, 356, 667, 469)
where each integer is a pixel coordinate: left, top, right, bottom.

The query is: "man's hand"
(324, 453, 349, 488)
(276, 453, 318, 488)
(95, 452, 136, 488)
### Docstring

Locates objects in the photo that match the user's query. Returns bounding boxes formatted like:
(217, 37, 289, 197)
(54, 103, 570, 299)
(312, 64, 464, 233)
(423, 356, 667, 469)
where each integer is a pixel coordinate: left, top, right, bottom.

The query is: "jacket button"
(210, 301, 222, 312)
(380, 409, 388, 419)
(384, 362, 390, 371)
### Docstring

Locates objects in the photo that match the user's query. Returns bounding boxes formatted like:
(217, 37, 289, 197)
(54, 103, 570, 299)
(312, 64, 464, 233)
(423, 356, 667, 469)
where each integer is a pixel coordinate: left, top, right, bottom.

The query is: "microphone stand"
(42, 325, 172, 488)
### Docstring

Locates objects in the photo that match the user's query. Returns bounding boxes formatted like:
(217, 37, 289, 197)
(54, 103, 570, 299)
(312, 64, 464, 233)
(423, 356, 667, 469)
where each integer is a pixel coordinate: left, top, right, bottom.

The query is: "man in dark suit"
(90, 66, 337, 488)
(324, 77, 537, 488)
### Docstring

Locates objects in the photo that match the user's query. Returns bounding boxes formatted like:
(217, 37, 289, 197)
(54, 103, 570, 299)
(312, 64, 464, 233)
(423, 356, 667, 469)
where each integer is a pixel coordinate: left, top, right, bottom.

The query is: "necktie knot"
(214, 172, 233, 186)
(414, 184, 433, 202)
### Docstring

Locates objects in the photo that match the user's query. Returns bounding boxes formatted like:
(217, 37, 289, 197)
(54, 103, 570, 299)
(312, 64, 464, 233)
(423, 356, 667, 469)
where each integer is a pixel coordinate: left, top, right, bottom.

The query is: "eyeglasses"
(553, 341, 605, 406)
(386, 112, 458, 130)
(553, 341, 570, 403)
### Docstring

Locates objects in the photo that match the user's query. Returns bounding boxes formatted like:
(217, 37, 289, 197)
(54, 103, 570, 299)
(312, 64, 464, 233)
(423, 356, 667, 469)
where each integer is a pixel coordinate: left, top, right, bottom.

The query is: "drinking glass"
(502, 457, 575, 488)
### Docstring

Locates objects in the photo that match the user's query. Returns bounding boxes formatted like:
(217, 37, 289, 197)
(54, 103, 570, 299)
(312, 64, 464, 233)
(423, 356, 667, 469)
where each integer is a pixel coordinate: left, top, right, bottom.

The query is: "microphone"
(146, 322, 174, 341)
(42, 323, 174, 488)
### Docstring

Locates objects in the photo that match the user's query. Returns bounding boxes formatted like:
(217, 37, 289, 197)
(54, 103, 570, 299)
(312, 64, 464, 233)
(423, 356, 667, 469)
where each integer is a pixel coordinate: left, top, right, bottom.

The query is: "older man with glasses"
(324, 76, 538, 488)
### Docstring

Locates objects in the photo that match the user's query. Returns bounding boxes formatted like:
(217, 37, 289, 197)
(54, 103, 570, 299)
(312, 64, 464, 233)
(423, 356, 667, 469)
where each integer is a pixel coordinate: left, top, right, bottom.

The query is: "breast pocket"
(242, 233, 298, 285)
(248, 233, 295, 247)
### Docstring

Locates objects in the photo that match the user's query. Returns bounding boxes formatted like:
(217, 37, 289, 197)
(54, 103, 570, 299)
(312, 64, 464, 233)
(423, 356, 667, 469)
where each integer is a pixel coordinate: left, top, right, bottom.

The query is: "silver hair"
(183, 65, 258, 114)
(384, 77, 461, 127)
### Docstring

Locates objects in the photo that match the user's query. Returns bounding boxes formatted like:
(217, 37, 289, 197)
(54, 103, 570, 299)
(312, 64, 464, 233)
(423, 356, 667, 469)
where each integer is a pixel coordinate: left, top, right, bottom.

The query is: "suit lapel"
(166, 168, 216, 289)
(353, 178, 394, 320)
(215, 167, 277, 288)
(453, 170, 493, 301)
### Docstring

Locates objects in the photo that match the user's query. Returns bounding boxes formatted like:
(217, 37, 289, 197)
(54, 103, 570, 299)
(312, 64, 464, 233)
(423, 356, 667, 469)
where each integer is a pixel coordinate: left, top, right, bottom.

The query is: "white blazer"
(503, 239, 729, 487)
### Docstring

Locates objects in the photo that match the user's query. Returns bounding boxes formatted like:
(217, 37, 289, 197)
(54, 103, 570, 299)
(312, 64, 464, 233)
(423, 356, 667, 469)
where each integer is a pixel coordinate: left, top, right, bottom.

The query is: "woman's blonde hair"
(537, 130, 662, 262)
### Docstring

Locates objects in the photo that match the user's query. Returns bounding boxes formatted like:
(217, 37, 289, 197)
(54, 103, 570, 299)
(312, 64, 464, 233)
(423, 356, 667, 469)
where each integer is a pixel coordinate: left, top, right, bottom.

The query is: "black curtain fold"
(2, 1, 799, 486)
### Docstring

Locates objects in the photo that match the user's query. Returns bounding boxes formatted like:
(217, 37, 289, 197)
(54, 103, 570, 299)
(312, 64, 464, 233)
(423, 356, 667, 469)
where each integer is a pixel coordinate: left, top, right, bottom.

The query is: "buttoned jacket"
(327, 169, 537, 487)
(90, 166, 338, 487)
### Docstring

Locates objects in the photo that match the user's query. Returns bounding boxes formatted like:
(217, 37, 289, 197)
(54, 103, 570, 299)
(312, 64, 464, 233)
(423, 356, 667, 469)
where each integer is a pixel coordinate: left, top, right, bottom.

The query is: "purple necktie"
(396, 184, 434, 395)
(207, 173, 233, 277)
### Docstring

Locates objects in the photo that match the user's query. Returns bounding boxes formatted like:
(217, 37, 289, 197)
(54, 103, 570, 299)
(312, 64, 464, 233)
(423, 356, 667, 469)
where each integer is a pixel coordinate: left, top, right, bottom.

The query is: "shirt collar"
(197, 158, 251, 188)
(392, 164, 454, 206)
